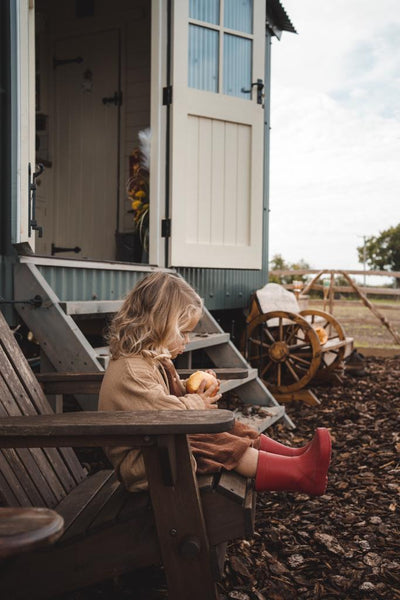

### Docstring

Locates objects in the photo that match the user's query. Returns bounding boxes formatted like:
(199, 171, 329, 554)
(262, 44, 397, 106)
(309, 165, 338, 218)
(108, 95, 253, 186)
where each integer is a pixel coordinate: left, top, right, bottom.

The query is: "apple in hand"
(186, 371, 219, 396)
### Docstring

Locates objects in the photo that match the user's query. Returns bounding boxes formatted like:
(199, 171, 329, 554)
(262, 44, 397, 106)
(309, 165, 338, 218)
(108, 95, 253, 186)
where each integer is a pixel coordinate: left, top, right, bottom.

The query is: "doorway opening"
(34, 0, 151, 263)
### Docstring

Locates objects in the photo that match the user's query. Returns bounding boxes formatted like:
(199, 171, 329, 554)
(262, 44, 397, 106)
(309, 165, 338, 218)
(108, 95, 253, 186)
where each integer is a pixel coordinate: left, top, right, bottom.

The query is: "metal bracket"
(28, 163, 44, 238)
(163, 86, 173, 106)
(51, 244, 82, 256)
(53, 56, 83, 69)
(0, 295, 43, 308)
(102, 91, 123, 106)
(161, 218, 171, 238)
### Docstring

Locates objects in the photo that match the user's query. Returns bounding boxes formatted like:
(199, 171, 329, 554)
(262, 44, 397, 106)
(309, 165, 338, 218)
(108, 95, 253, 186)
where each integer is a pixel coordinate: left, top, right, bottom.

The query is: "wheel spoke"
(285, 325, 299, 345)
(262, 327, 276, 343)
(288, 342, 312, 351)
(261, 360, 274, 378)
(289, 353, 312, 367)
(277, 363, 282, 386)
(249, 337, 273, 350)
(284, 358, 301, 381)
(276, 318, 283, 342)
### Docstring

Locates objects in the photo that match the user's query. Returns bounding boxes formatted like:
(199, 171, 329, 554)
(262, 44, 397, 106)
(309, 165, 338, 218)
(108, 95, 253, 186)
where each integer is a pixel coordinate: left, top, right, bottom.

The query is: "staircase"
(14, 258, 294, 431)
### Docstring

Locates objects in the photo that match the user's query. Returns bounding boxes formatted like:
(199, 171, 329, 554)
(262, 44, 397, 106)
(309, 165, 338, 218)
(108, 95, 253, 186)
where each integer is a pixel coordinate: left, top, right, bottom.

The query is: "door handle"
(241, 79, 264, 104)
(102, 91, 122, 106)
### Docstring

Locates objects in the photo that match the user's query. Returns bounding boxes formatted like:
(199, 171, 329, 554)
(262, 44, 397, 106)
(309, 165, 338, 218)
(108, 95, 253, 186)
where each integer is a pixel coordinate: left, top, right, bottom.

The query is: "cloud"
(269, 86, 400, 269)
(332, 24, 400, 118)
(268, 1, 400, 273)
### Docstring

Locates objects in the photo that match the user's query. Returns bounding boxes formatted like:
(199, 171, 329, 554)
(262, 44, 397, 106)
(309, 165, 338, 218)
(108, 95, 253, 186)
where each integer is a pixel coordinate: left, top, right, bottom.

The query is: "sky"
(268, 0, 400, 276)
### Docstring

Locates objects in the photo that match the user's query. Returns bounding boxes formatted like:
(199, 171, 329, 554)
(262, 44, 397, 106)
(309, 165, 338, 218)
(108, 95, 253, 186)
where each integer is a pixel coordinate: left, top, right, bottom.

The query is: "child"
(99, 272, 331, 495)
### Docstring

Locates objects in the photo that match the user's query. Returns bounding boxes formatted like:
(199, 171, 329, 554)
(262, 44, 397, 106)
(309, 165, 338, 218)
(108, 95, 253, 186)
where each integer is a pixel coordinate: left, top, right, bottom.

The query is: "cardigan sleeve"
(98, 358, 205, 413)
(126, 362, 205, 410)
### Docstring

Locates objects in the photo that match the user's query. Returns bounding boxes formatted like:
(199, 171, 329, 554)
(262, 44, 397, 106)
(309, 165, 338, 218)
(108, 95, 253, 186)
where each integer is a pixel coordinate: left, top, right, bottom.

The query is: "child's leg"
(259, 434, 311, 456)
(236, 446, 259, 477)
(236, 428, 331, 497)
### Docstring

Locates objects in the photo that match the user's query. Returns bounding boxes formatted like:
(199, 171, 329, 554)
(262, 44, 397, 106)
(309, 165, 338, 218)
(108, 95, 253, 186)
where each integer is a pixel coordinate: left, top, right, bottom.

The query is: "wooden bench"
(0, 507, 64, 558)
(0, 311, 256, 599)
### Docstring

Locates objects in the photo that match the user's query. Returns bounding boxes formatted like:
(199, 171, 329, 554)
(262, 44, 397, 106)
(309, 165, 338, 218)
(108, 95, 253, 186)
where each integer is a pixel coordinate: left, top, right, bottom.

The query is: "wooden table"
(0, 507, 64, 559)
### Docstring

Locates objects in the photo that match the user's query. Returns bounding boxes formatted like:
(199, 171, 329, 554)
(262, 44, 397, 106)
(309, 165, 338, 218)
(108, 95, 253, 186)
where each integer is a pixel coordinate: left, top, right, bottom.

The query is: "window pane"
(189, 25, 219, 92)
(223, 34, 252, 99)
(189, 0, 220, 25)
(224, 0, 253, 34)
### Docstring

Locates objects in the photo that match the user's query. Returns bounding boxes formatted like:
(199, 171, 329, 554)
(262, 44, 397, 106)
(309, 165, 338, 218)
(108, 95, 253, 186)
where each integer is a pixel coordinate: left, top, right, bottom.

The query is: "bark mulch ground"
(219, 355, 400, 600)
(63, 355, 400, 599)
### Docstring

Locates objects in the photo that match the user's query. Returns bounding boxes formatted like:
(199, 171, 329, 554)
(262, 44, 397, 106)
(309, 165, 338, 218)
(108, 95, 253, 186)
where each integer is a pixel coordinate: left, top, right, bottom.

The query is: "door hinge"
(161, 218, 171, 238)
(28, 163, 44, 238)
(162, 86, 173, 106)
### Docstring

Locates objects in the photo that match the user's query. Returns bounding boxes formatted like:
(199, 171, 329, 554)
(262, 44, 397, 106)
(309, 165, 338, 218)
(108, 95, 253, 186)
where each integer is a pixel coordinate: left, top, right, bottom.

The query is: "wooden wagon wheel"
(246, 311, 321, 393)
(299, 309, 346, 373)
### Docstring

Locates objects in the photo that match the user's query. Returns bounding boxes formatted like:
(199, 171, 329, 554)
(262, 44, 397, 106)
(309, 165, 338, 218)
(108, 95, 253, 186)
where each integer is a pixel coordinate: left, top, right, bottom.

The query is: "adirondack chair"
(245, 283, 354, 405)
(0, 311, 256, 600)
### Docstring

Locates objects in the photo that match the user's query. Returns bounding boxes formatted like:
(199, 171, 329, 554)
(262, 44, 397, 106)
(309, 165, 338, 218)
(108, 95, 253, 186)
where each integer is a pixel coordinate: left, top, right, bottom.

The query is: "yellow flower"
(131, 200, 141, 210)
(135, 190, 146, 199)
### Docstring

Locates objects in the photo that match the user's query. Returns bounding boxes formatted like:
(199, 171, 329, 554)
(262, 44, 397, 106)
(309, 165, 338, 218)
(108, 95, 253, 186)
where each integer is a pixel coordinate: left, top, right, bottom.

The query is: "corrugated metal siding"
(36, 265, 149, 302)
(176, 267, 267, 310)
(35, 263, 267, 310)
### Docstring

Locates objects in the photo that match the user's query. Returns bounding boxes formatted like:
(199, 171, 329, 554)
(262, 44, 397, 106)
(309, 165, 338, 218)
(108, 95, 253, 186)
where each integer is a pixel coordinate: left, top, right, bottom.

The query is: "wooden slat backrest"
(0, 312, 86, 508)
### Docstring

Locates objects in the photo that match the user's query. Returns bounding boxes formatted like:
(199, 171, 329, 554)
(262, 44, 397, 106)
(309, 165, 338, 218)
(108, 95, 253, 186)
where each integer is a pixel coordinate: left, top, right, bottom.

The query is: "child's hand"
(204, 370, 221, 392)
(197, 379, 221, 409)
(205, 369, 217, 378)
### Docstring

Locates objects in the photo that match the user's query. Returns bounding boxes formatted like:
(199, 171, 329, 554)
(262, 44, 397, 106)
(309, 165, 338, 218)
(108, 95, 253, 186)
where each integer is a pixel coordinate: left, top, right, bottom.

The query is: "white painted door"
(12, 0, 36, 247)
(51, 30, 119, 260)
(170, 0, 265, 269)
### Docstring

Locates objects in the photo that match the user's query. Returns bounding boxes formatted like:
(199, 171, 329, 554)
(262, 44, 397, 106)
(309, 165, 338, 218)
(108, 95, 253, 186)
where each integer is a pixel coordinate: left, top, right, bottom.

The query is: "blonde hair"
(107, 272, 203, 360)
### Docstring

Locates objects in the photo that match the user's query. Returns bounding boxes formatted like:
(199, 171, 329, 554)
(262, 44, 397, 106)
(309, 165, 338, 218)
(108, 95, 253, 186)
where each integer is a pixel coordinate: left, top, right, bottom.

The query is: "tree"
(357, 224, 400, 273)
(269, 254, 310, 285)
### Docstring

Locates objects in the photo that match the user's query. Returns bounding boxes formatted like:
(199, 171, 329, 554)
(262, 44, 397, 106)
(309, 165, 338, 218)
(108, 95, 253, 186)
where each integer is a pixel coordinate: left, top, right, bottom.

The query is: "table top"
(0, 507, 64, 559)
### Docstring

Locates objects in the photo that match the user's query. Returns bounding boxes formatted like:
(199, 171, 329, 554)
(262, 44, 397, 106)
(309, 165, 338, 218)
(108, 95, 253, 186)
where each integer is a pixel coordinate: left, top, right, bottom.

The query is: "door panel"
(170, 0, 265, 269)
(12, 0, 36, 246)
(50, 30, 119, 260)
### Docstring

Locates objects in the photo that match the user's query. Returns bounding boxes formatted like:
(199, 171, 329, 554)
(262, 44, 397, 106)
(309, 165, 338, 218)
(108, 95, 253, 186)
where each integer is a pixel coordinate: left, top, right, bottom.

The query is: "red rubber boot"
(259, 434, 311, 456)
(255, 428, 331, 496)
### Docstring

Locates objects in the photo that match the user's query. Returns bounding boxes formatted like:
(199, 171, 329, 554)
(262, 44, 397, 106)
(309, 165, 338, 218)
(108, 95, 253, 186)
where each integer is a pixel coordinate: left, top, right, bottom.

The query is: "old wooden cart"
(245, 284, 353, 405)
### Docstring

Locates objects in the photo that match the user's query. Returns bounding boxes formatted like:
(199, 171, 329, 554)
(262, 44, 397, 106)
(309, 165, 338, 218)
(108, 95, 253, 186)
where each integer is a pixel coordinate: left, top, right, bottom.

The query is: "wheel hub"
(268, 341, 289, 362)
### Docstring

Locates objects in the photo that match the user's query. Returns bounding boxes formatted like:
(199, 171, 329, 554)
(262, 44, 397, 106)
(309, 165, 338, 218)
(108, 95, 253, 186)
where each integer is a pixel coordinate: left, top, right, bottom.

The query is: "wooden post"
(340, 271, 400, 344)
(322, 278, 329, 312)
(328, 272, 335, 316)
(301, 270, 325, 297)
(143, 435, 219, 600)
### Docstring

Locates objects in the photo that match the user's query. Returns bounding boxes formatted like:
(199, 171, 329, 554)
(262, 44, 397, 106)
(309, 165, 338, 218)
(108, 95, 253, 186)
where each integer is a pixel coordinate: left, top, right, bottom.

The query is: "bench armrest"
(0, 409, 234, 448)
(37, 369, 249, 395)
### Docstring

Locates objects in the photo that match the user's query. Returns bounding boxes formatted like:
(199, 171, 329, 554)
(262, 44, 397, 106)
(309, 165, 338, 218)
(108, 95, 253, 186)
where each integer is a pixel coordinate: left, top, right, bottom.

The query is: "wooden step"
(95, 333, 230, 368)
(185, 333, 230, 351)
(60, 301, 123, 316)
(233, 405, 285, 433)
(219, 368, 258, 393)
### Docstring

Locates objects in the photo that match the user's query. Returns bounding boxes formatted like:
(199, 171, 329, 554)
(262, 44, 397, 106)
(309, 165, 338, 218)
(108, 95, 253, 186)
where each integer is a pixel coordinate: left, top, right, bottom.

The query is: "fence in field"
(268, 269, 400, 344)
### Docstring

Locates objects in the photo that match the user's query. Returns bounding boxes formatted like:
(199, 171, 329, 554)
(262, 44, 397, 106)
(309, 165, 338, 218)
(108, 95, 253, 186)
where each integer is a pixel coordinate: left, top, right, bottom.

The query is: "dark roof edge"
(266, 0, 297, 38)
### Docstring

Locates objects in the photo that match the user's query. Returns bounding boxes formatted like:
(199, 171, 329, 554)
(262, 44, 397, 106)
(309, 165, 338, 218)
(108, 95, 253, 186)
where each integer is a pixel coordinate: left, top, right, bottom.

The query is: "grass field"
(308, 298, 400, 355)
